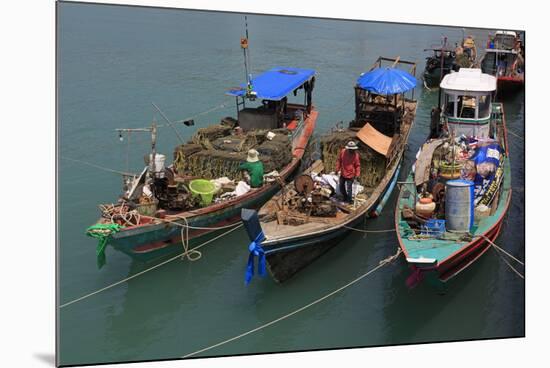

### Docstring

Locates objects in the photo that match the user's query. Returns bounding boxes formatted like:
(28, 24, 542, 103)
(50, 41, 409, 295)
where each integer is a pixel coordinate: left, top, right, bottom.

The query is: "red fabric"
(336, 148, 360, 179)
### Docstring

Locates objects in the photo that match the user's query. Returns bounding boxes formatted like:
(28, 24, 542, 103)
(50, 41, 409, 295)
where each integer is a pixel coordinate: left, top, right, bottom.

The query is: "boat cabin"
(440, 68, 497, 138)
(226, 66, 315, 132)
(425, 48, 456, 67)
(481, 48, 523, 78)
(492, 30, 518, 51)
(353, 57, 417, 136)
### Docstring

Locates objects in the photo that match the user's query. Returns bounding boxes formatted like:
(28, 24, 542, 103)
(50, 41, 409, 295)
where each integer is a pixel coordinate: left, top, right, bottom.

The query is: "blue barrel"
(445, 179, 474, 232)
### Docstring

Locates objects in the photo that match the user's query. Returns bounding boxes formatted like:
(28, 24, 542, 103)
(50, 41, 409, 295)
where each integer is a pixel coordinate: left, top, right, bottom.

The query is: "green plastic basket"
(189, 179, 217, 206)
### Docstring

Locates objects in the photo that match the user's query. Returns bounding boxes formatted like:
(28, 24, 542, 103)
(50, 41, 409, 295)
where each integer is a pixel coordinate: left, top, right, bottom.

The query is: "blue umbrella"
(357, 67, 417, 95)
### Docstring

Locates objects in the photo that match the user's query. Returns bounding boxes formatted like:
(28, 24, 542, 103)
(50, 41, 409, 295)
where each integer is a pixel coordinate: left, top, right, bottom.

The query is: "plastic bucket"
(189, 179, 217, 206)
(149, 153, 166, 177)
(445, 179, 474, 232)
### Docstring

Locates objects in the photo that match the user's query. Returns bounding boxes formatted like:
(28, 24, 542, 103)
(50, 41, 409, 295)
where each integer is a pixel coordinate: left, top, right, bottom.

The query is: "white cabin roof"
(440, 68, 497, 93)
(495, 30, 517, 37)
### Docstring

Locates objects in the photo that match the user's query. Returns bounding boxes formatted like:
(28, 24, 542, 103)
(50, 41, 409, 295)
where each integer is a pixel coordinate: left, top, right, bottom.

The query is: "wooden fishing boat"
(395, 68, 511, 287)
(242, 57, 418, 283)
(88, 66, 318, 265)
(422, 36, 476, 88)
(481, 31, 524, 95)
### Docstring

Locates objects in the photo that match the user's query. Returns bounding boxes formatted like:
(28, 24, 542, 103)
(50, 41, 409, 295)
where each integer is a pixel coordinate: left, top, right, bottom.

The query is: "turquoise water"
(57, 3, 525, 366)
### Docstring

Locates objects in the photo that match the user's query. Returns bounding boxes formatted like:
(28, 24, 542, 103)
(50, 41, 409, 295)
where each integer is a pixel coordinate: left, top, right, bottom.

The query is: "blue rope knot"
(245, 232, 266, 285)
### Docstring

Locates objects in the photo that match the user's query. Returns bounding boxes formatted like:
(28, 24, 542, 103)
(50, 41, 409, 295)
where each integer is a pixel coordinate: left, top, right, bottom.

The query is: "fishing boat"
(481, 31, 524, 95)
(86, 65, 318, 265)
(241, 57, 418, 283)
(422, 36, 476, 88)
(395, 68, 511, 287)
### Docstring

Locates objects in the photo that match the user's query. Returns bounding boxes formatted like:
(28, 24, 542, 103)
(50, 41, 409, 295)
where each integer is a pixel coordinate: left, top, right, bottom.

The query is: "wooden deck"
(260, 100, 417, 244)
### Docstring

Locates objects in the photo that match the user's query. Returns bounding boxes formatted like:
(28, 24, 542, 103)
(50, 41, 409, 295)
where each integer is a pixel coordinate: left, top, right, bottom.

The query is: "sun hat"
(345, 141, 358, 150)
(246, 149, 260, 162)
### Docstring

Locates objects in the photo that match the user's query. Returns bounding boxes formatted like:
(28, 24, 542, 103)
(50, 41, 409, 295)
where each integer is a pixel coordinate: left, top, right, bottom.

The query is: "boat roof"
(226, 66, 315, 101)
(440, 68, 496, 93)
(495, 30, 517, 37)
(356, 67, 417, 94)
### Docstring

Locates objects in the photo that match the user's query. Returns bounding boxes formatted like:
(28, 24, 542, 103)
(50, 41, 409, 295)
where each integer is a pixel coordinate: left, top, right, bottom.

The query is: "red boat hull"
(403, 188, 512, 284)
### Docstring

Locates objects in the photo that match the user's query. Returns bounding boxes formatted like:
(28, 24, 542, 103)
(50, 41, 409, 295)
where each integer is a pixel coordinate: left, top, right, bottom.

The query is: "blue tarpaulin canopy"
(226, 66, 315, 101)
(357, 67, 417, 95)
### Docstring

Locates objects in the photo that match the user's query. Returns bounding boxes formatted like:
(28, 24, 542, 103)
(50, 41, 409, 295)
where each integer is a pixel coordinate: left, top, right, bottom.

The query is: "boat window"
(482, 52, 497, 75)
(494, 34, 516, 50)
(457, 95, 476, 119)
(444, 94, 455, 117)
(478, 95, 491, 119)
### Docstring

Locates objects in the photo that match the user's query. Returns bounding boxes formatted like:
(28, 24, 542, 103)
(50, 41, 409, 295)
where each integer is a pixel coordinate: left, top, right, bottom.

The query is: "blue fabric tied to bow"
(245, 232, 266, 285)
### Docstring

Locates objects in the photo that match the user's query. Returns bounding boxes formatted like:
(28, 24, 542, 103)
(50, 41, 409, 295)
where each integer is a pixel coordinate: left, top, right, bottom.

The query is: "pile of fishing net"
(190, 124, 233, 149)
(173, 143, 203, 174)
(320, 130, 386, 188)
(256, 129, 292, 173)
(211, 134, 260, 152)
(173, 127, 293, 180)
(186, 150, 248, 180)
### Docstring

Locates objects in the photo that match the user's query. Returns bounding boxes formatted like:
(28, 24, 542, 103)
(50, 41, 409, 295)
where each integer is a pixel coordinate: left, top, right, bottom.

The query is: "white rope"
(179, 216, 202, 262)
(423, 79, 432, 91)
(492, 247, 524, 280)
(149, 100, 233, 130)
(482, 235, 524, 266)
(507, 129, 524, 141)
(181, 248, 402, 358)
(59, 224, 243, 309)
(343, 225, 396, 234)
(142, 215, 244, 231)
(61, 156, 135, 176)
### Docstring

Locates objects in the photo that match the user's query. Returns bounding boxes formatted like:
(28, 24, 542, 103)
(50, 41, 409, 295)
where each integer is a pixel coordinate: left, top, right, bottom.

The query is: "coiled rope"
(59, 223, 243, 309)
(178, 216, 202, 262)
(181, 248, 402, 358)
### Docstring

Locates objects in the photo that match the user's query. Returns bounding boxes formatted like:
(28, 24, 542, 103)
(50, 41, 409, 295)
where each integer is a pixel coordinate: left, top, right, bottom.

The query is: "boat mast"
(437, 36, 448, 106)
(242, 16, 254, 99)
(116, 119, 158, 183)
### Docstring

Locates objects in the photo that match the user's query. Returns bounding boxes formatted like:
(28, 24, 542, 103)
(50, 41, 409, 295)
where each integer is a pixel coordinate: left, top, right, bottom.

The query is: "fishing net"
(173, 143, 203, 174)
(191, 124, 233, 148)
(320, 130, 386, 188)
(186, 150, 248, 180)
(257, 139, 292, 173)
(173, 127, 293, 180)
(211, 135, 258, 152)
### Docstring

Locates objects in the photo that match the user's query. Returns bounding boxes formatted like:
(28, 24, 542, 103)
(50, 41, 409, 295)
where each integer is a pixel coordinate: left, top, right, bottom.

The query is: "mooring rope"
(61, 156, 135, 176)
(492, 247, 525, 280)
(423, 79, 432, 91)
(59, 224, 243, 309)
(482, 234, 524, 266)
(506, 129, 524, 141)
(178, 216, 202, 262)
(343, 225, 396, 234)
(181, 248, 402, 358)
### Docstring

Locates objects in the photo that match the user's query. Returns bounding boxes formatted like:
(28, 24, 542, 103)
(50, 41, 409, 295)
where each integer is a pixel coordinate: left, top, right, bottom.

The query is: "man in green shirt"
(239, 149, 264, 188)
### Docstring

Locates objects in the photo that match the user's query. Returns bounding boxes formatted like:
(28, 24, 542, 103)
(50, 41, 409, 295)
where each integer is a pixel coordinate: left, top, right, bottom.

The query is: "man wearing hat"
(336, 141, 360, 203)
(239, 149, 264, 188)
